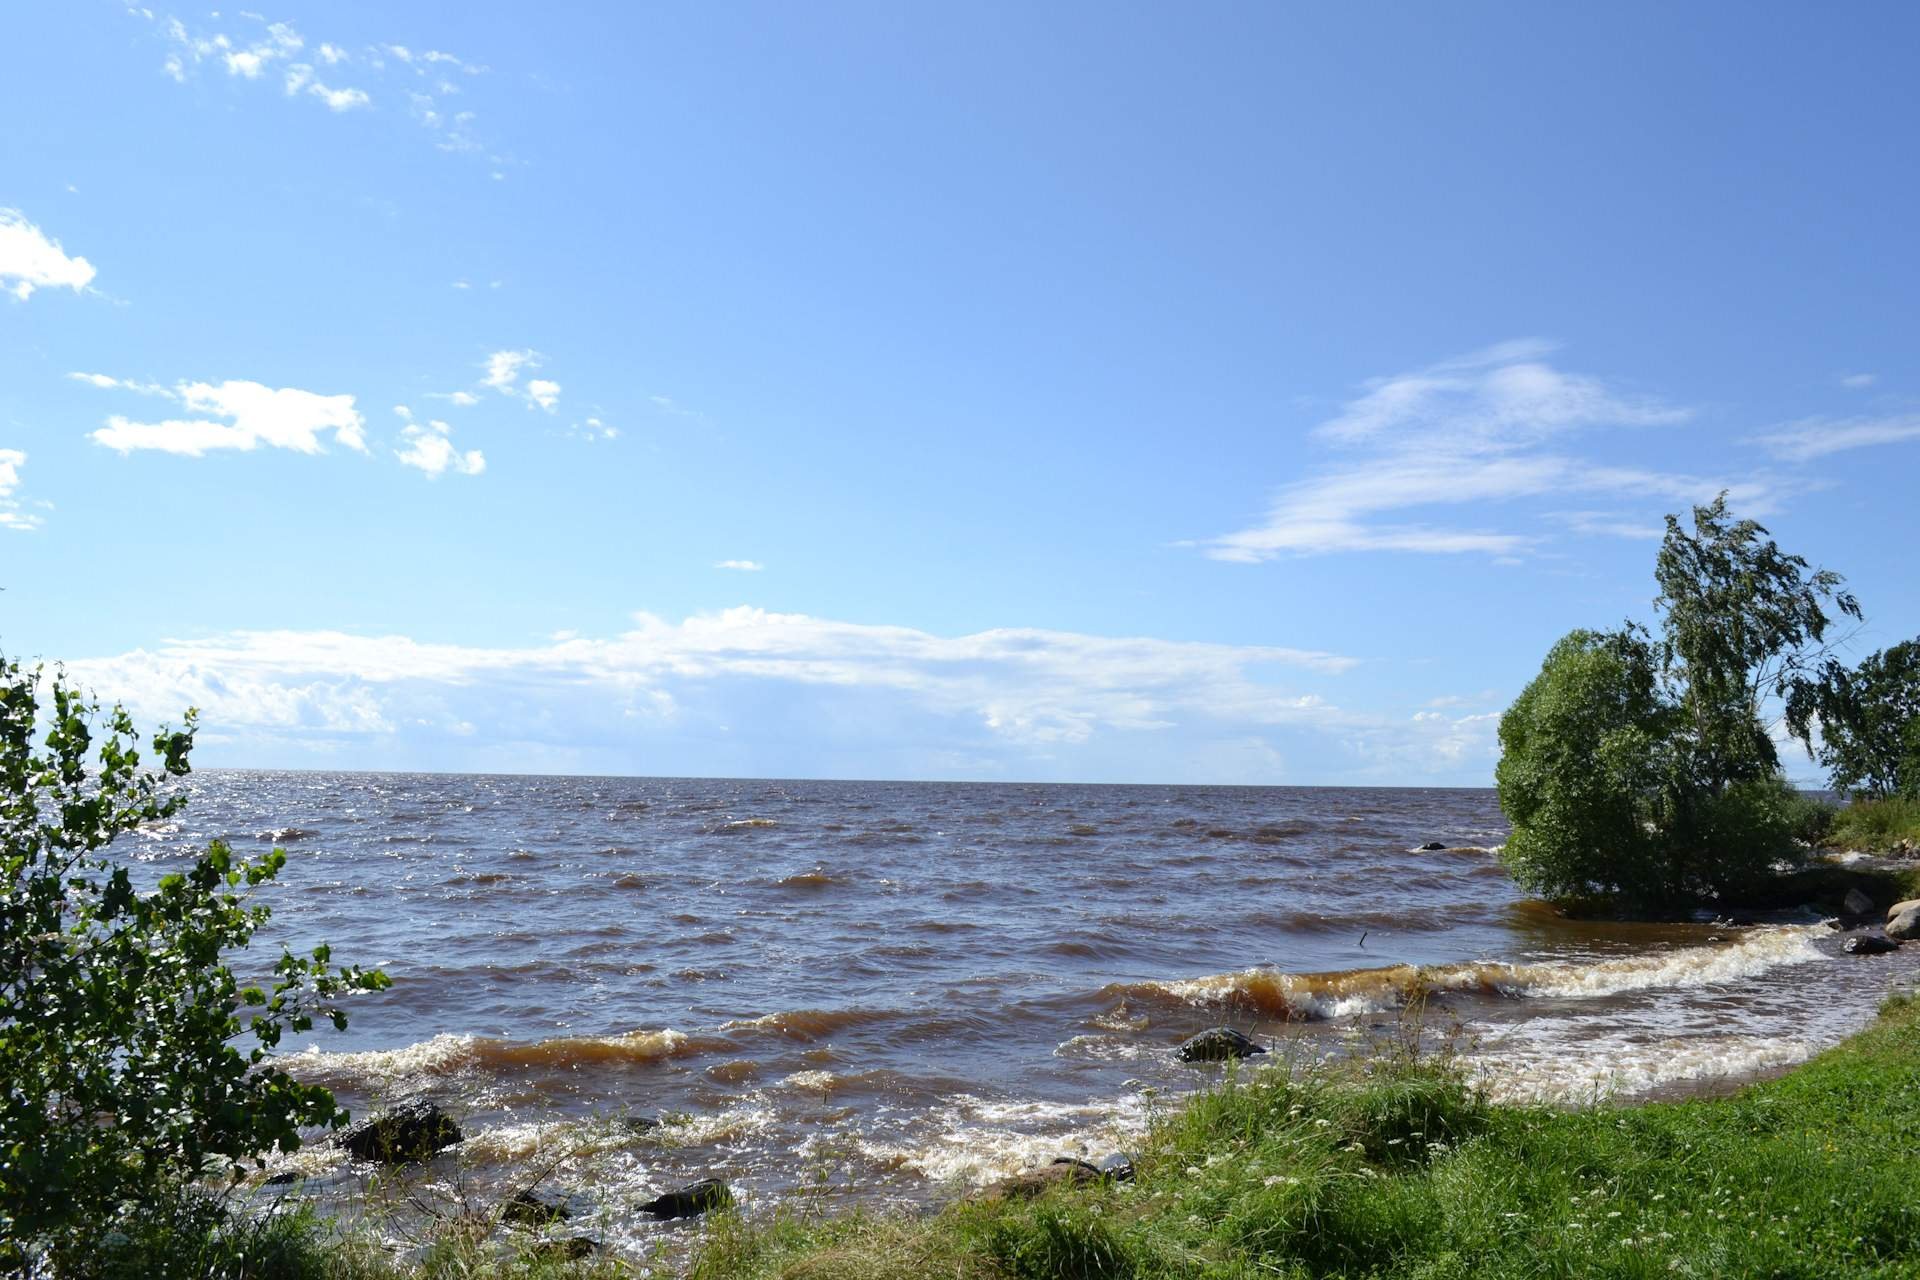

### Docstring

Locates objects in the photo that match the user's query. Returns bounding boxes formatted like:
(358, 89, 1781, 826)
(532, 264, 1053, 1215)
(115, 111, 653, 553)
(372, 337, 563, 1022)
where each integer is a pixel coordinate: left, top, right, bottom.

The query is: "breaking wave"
(1110, 926, 1828, 1022)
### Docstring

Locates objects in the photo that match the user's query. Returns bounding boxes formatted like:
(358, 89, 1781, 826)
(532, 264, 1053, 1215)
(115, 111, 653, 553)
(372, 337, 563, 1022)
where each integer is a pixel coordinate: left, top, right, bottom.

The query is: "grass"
(1827, 795, 1920, 855)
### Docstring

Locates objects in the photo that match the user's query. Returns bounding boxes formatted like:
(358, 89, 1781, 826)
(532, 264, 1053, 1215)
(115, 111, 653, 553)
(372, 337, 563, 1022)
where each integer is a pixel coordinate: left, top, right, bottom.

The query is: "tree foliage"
(1787, 638, 1920, 800)
(1495, 628, 1676, 902)
(1653, 493, 1860, 792)
(1498, 495, 1860, 906)
(0, 658, 388, 1267)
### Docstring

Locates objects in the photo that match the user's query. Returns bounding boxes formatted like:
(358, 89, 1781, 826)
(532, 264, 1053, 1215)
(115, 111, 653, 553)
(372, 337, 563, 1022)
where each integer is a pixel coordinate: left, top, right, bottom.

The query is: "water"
(128, 771, 1918, 1252)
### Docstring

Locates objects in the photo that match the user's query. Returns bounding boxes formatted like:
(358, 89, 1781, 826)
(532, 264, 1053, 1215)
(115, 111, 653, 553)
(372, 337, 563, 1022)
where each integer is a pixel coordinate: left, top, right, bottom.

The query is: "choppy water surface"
(133, 772, 1919, 1255)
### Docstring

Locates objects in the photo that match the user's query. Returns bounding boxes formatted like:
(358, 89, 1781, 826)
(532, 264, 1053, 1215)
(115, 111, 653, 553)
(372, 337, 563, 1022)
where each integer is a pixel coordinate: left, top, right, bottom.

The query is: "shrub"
(0, 659, 387, 1270)
(1495, 629, 1679, 904)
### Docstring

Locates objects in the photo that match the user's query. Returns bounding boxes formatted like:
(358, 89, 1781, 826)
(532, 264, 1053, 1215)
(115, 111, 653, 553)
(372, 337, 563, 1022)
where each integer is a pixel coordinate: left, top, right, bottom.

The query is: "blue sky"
(2, 2, 1915, 784)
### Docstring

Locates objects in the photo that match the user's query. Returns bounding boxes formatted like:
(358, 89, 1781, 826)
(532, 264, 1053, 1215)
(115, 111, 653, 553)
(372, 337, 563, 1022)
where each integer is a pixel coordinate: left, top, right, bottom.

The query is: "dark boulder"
(503, 1188, 572, 1227)
(1845, 934, 1901, 955)
(621, 1115, 662, 1134)
(1178, 1027, 1266, 1063)
(262, 1171, 299, 1187)
(1890, 908, 1920, 941)
(640, 1178, 732, 1220)
(1098, 1152, 1137, 1183)
(339, 1102, 462, 1164)
(1419, 842, 1447, 851)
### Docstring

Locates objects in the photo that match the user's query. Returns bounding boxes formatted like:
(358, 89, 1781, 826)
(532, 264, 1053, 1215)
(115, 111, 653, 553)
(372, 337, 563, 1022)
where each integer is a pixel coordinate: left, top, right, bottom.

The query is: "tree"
(1497, 495, 1857, 907)
(0, 658, 388, 1270)
(1495, 628, 1679, 903)
(1788, 638, 1920, 799)
(1653, 493, 1860, 793)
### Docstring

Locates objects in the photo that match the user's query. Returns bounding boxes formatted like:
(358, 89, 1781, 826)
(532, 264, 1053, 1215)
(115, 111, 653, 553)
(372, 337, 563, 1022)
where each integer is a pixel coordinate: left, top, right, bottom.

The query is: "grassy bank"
(1826, 795, 1920, 855)
(680, 994, 1920, 1280)
(91, 891, 1920, 1279)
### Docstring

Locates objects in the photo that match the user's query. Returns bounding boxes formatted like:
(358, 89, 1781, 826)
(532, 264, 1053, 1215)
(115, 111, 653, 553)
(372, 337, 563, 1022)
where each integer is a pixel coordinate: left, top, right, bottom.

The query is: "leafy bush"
(1495, 629, 1680, 903)
(0, 659, 387, 1270)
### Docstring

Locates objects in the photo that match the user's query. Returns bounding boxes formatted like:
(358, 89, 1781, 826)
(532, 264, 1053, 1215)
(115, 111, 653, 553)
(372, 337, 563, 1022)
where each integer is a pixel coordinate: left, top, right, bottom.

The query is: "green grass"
(678, 996, 1920, 1280)
(1828, 795, 1920, 854)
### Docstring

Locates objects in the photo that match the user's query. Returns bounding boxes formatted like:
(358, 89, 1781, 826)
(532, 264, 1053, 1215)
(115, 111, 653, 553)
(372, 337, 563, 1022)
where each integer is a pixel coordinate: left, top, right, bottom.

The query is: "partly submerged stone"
(339, 1102, 463, 1164)
(503, 1188, 572, 1227)
(1886, 898, 1920, 922)
(640, 1178, 732, 1219)
(1844, 934, 1900, 955)
(1178, 1026, 1267, 1063)
(1887, 908, 1920, 941)
(1843, 887, 1876, 917)
(1098, 1152, 1137, 1182)
(980, 1160, 1103, 1201)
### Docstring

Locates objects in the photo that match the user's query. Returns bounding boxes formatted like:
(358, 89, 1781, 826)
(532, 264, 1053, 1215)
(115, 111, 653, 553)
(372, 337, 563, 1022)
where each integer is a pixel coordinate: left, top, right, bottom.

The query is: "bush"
(0, 659, 387, 1270)
(1495, 629, 1679, 904)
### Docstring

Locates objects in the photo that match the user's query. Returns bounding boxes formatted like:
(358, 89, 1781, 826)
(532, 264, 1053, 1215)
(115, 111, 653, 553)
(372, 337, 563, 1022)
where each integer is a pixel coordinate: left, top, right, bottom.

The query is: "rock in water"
(1845, 934, 1900, 955)
(1886, 898, 1920, 922)
(503, 1188, 572, 1227)
(1178, 1027, 1266, 1062)
(339, 1103, 462, 1164)
(1420, 842, 1448, 851)
(981, 1161, 1102, 1201)
(1887, 908, 1920, 941)
(1844, 887, 1876, 917)
(641, 1178, 732, 1219)
(1099, 1152, 1137, 1182)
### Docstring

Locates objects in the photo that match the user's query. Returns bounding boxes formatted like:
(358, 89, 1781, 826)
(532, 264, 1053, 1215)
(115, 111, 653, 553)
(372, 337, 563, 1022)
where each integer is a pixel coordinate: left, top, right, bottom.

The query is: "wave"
(289, 1027, 703, 1089)
(1108, 926, 1827, 1022)
(720, 1006, 902, 1041)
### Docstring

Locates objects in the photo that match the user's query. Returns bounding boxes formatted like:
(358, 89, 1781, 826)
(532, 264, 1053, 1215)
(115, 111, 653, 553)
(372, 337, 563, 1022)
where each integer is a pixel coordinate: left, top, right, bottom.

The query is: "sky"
(2, 3, 1916, 785)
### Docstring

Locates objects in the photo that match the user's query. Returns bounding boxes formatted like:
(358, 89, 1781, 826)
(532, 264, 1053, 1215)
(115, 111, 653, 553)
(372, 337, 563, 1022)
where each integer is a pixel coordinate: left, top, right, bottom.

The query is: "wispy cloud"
(1839, 373, 1878, 390)
(0, 209, 97, 301)
(478, 350, 563, 413)
(66, 608, 1360, 759)
(0, 450, 43, 531)
(1199, 341, 1749, 561)
(141, 11, 490, 143)
(1750, 414, 1920, 462)
(82, 378, 368, 457)
(715, 560, 764, 572)
(392, 407, 484, 478)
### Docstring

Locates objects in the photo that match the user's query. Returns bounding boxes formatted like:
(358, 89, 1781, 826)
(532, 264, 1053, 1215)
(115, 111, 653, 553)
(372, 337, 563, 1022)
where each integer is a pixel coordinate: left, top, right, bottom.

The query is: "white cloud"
(572, 416, 618, 441)
(446, 390, 480, 406)
(308, 82, 370, 112)
(393, 412, 485, 478)
(482, 348, 535, 393)
(478, 351, 570, 414)
(1750, 414, 1920, 462)
(84, 378, 368, 457)
(1200, 342, 1734, 561)
(145, 13, 387, 119)
(1839, 373, 1877, 390)
(715, 560, 764, 572)
(0, 449, 42, 531)
(66, 609, 1360, 760)
(0, 209, 97, 300)
(525, 378, 561, 412)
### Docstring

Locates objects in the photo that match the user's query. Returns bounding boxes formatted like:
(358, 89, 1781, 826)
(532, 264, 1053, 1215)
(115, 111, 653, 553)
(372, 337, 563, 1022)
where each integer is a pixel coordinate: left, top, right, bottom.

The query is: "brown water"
(128, 771, 1919, 1254)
